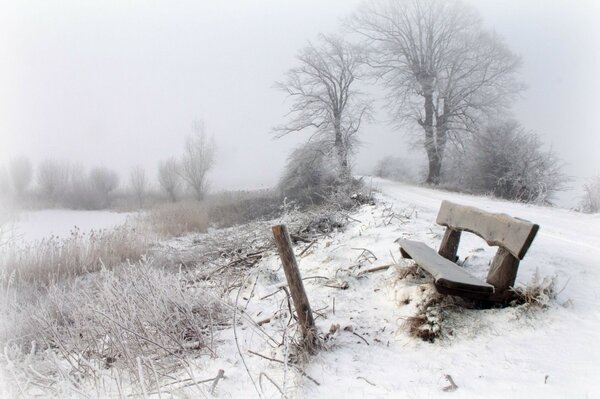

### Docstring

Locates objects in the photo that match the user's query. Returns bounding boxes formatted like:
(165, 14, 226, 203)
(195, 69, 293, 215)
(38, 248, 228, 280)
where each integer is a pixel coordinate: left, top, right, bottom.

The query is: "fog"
(1, 0, 599, 203)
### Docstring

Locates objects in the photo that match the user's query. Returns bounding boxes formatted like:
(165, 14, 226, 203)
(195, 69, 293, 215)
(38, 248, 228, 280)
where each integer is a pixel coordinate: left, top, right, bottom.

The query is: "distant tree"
(0, 165, 11, 198)
(37, 160, 71, 204)
(129, 165, 148, 208)
(158, 157, 180, 202)
(89, 167, 119, 208)
(349, 0, 523, 184)
(580, 175, 600, 213)
(64, 165, 100, 210)
(274, 34, 371, 182)
(9, 156, 33, 197)
(455, 120, 566, 203)
(373, 155, 418, 183)
(179, 122, 215, 201)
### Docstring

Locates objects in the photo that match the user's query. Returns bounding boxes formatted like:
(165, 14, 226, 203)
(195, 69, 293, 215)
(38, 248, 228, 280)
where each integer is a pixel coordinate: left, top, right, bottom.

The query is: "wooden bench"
(398, 200, 539, 301)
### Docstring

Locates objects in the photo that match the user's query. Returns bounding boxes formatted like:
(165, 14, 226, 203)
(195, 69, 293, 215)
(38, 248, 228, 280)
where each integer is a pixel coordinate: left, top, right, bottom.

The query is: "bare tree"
(580, 175, 600, 213)
(179, 122, 215, 201)
(0, 165, 10, 198)
(349, 0, 523, 184)
(89, 167, 119, 208)
(274, 34, 371, 182)
(9, 156, 33, 197)
(37, 160, 71, 204)
(129, 165, 148, 208)
(158, 157, 180, 202)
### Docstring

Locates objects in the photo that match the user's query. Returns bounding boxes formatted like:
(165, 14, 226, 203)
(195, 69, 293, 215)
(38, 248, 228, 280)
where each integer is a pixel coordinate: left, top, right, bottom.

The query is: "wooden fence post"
(271, 224, 317, 348)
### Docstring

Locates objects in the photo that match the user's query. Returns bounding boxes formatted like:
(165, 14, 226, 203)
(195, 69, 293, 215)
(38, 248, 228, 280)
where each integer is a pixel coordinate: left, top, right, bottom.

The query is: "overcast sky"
(1, 0, 599, 203)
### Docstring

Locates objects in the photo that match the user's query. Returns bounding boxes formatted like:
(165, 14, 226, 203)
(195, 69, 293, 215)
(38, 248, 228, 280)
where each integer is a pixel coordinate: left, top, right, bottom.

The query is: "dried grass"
(510, 271, 558, 308)
(1, 260, 227, 397)
(0, 225, 149, 286)
(146, 200, 209, 237)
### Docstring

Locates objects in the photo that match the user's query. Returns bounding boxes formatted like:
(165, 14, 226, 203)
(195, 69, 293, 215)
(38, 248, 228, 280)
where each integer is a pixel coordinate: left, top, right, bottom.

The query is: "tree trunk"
(334, 117, 350, 182)
(432, 99, 449, 184)
(421, 79, 440, 184)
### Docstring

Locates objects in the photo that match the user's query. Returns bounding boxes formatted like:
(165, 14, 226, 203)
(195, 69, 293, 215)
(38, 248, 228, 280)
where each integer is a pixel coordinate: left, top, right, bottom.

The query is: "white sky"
(1, 0, 599, 200)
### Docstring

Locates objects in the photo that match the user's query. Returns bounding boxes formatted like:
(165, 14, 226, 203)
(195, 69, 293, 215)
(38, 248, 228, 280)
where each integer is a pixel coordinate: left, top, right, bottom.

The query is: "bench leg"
(486, 247, 520, 294)
(438, 228, 461, 262)
(399, 247, 412, 259)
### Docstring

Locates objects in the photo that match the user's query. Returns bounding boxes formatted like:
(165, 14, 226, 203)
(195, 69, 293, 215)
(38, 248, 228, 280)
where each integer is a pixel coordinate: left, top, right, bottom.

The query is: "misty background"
(1, 0, 599, 205)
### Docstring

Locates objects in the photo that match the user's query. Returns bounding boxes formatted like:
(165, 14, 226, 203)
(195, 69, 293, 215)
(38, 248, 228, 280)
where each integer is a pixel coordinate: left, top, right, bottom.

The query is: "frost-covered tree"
(580, 175, 600, 213)
(0, 165, 10, 198)
(89, 167, 119, 208)
(349, 0, 523, 184)
(274, 34, 371, 182)
(37, 160, 71, 204)
(279, 140, 338, 205)
(129, 165, 148, 208)
(9, 156, 32, 197)
(158, 157, 180, 202)
(446, 120, 566, 203)
(179, 122, 215, 201)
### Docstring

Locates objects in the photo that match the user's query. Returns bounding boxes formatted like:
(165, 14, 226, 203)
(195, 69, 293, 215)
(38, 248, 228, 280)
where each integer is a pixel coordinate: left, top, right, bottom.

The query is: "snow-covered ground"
(192, 177, 599, 399)
(1, 209, 132, 245)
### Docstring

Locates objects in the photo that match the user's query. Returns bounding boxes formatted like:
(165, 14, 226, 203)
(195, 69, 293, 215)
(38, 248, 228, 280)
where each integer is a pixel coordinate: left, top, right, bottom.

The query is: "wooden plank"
(399, 239, 494, 294)
(271, 224, 317, 347)
(436, 200, 539, 259)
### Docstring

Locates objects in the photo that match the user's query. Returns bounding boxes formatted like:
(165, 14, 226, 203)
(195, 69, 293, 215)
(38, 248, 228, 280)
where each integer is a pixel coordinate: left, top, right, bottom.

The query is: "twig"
(351, 331, 370, 346)
(443, 375, 458, 392)
(247, 350, 320, 386)
(259, 372, 289, 398)
(357, 264, 394, 276)
(233, 275, 262, 398)
(210, 369, 225, 395)
(356, 376, 376, 386)
(298, 240, 316, 257)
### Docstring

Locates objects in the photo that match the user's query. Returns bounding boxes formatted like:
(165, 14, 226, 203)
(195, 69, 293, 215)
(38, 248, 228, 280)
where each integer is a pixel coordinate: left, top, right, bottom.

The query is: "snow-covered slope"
(192, 178, 600, 398)
(202, 179, 600, 398)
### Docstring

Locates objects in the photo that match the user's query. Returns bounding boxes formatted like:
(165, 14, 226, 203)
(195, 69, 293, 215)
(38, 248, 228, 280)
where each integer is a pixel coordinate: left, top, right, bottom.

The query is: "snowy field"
(184, 177, 600, 399)
(2, 178, 598, 398)
(1, 209, 132, 245)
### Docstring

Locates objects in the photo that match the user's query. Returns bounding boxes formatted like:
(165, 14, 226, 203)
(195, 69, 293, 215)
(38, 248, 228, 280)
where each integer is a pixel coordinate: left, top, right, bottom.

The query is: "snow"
(3, 179, 598, 398)
(3, 209, 132, 245)
(195, 177, 600, 398)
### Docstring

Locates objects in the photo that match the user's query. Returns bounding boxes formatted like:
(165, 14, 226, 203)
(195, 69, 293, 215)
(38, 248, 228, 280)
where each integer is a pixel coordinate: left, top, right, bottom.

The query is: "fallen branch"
(357, 264, 395, 276)
(443, 374, 458, 392)
(210, 369, 225, 395)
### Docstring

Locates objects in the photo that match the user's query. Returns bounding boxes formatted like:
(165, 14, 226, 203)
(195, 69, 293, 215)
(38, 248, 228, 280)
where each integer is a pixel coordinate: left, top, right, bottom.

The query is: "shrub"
(580, 175, 600, 213)
(373, 155, 418, 183)
(279, 141, 339, 207)
(442, 120, 566, 203)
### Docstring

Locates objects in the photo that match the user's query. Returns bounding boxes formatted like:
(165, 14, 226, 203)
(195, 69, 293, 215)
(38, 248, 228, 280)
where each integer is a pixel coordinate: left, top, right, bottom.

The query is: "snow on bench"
(399, 201, 539, 301)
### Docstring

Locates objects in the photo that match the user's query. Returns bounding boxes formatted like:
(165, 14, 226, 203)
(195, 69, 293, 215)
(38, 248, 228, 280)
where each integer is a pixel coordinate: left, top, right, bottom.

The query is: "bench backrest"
(436, 200, 539, 260)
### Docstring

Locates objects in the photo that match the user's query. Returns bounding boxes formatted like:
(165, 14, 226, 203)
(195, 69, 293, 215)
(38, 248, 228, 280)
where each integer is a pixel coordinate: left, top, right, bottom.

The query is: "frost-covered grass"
(1, 261, 228, 397)
(0, 225, 150, 286)
(146, 200, 210, 237)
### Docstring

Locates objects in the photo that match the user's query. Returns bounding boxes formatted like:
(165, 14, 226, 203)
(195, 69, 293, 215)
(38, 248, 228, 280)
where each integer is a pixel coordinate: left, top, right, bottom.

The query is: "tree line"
(0, 123, 215, 210)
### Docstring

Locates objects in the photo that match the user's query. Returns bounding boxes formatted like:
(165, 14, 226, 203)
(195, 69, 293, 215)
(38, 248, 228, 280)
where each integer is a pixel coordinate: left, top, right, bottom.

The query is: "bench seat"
(398, 239, 494, 295)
